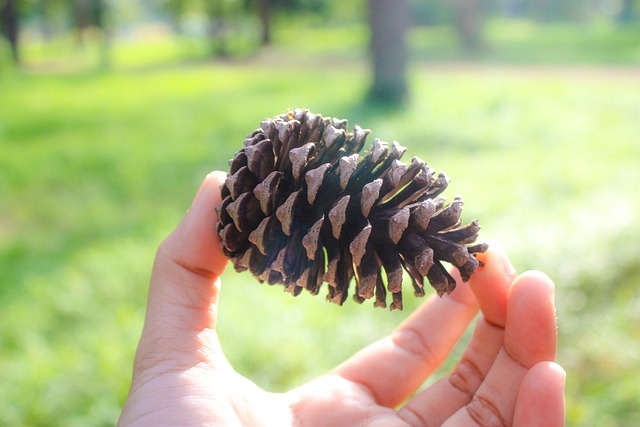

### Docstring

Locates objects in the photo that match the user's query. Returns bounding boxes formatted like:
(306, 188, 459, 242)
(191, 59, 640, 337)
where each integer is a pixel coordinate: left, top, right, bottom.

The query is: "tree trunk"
(207, 0, 228, 56)
(74, 0, 92, 46)
(617, 0, 636, 24)
(0, 0, 20, 63)
(256, 0, 271, 46)
(94, 0, 110, 69)
(368, 0, 409, 104)
(452, 0, 484, 51)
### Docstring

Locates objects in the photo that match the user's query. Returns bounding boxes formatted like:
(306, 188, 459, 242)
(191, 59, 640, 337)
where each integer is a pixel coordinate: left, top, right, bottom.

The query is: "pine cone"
(216, 109, 488, 310)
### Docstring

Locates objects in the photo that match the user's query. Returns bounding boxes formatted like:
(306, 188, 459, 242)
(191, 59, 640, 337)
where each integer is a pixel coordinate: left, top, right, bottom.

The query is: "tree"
(617, 0, 636, 24)
(256, 0, 271, 46)
(452, 0, 485, 51)
(162, 0, 188, 32)
(368, 0, 409, 104)
(0, 0, 20, 63)
(72, 0, 105, 43)
(206, 0, 228, 56)
(72, 0, 110, 68)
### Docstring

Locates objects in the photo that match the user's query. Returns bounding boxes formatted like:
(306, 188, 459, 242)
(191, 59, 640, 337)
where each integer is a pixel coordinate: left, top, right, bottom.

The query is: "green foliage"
(2, 27, 640, 426)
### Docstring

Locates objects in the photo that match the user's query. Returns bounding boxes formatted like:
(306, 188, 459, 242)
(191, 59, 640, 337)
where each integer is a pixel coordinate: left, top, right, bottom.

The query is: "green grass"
(2, 23, 640, 426)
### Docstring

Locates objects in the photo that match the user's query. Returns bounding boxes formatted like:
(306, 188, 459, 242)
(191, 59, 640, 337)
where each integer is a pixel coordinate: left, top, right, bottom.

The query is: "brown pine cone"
(216, 109, 487, 310)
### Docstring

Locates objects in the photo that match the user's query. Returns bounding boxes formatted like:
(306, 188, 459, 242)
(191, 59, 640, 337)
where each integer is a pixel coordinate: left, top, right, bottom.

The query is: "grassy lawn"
(1, 22, 640, 426)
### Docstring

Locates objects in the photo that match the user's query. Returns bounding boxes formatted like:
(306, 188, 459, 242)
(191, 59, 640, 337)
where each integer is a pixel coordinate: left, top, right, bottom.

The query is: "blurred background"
(1, 0, 639, 425)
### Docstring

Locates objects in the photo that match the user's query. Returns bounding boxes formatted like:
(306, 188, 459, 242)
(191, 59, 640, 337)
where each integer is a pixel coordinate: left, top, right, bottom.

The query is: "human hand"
(118, 172, 565, 426)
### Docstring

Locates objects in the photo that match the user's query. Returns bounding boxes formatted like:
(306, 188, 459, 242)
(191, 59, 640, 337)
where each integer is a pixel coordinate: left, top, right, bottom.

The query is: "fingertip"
(508, 270, 556, 321)
(514, 362, 566, 427)
(193, 171, 227, 207)
(474, 241, 516, 278)
(468, 242, 515, 328)
(165, 170, 230, 279)
(190, 171, 226, 208)
(545, 361, 567, 387)
(206, 170, 228, 187)
(512, 270, 555, 296)
(505, 271, 558, 366)
(527, 361, 566, 392)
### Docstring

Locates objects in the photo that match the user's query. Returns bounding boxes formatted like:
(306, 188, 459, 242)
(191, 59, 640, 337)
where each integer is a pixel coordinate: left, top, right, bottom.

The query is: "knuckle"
(466, 396, 509, 427)
(391, 326, 438, 366)
(449, 357, 485, 399)
(398, 405, 430, 427)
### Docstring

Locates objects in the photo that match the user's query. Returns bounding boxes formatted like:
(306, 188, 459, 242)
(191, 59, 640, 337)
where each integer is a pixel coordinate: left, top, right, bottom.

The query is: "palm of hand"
(118, 172, 564, 426)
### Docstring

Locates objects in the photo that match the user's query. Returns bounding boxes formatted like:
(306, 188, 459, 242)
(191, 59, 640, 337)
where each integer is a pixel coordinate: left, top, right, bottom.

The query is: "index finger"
(470, 243, 516, 328)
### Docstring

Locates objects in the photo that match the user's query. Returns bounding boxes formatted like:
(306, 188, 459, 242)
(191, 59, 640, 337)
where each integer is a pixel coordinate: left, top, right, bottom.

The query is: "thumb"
(136, 171, 230, 368)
